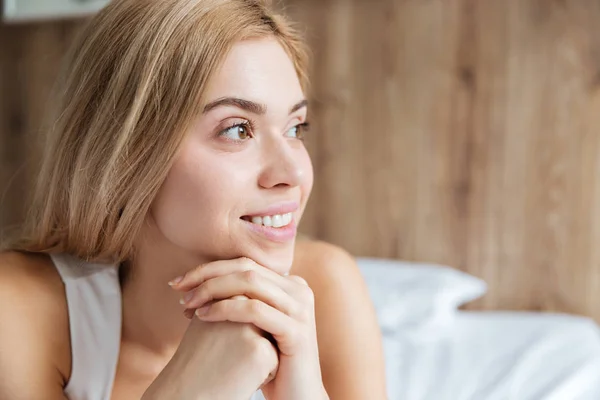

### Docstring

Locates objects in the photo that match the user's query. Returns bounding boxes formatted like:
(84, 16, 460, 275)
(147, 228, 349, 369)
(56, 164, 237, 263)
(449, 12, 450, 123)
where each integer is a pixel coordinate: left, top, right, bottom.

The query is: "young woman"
(0, 0, 386, 399)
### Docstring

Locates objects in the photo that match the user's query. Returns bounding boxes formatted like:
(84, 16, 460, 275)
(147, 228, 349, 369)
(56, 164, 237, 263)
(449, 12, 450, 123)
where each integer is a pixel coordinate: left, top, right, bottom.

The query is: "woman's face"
(150, 37, 313, 274)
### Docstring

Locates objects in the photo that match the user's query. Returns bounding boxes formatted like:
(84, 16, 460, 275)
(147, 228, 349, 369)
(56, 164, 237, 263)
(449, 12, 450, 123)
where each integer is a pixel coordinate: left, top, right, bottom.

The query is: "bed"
(357, 257, 600, 400)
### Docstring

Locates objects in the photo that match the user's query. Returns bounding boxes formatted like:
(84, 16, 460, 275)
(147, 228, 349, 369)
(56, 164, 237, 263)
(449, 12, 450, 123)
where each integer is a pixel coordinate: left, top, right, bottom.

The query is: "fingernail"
(168, 276, 184, 286)
(180, 291, 194, 305)
(195, 306, 210, 316)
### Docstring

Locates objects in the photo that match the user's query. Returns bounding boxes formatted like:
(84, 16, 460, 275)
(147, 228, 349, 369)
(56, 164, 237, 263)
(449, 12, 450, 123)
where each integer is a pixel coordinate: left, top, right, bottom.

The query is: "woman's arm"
(292, 241, 388, 400)
(0, 252, 71, 400)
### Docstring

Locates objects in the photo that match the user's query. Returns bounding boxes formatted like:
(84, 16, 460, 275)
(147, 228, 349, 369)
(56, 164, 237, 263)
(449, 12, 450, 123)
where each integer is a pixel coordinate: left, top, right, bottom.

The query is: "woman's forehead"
(203, 37, 304, 109)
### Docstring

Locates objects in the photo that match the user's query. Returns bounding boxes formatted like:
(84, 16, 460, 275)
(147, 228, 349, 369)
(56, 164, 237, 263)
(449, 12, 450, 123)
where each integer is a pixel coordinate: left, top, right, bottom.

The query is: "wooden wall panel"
(287, 0, 600, 319)
(0, 20, 81, 233)
(2, 1, 600, 321)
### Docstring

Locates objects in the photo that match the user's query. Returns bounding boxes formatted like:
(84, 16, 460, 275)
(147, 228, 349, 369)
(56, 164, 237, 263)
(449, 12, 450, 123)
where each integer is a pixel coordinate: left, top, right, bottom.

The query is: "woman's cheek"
(300, 151, 314, 200)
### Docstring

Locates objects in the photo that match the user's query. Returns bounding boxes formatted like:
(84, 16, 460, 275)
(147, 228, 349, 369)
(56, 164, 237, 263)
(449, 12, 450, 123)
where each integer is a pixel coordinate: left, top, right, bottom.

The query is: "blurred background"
(2, 0, 600, 324)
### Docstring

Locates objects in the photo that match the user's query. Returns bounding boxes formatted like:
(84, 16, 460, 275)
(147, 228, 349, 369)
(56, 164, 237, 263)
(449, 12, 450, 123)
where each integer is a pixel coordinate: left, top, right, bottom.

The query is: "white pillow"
(356, 257, 487, 341)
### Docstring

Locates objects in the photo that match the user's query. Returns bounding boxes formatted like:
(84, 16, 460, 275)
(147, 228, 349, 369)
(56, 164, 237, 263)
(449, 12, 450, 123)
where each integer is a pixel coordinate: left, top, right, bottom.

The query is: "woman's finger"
(169, 257, 256, 291)
(181, 271, 299, 317)
(195, 298, 306, 356)
(183, 295, 247, 319)
(171, 257, 296, 294)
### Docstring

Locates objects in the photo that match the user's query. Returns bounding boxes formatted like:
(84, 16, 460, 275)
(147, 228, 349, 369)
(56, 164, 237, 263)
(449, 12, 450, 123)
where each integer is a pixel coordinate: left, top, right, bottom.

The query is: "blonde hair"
(5, 0, 309, 263)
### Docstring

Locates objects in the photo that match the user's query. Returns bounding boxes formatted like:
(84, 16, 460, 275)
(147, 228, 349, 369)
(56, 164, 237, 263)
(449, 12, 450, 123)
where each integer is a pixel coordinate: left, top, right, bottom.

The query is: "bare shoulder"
(291, 239, 387, 399)
(0, 251, 65, 295)
(291, 239, 369, 303)
(0, 251, 70, 399)
(291, 238, 357, 287)
(291, 238, 370, 316)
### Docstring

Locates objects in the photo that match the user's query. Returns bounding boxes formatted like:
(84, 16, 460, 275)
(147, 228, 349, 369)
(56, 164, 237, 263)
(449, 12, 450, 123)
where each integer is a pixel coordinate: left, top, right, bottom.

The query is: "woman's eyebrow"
(202, 97, 307, 115)
(289, 99, 308, 114)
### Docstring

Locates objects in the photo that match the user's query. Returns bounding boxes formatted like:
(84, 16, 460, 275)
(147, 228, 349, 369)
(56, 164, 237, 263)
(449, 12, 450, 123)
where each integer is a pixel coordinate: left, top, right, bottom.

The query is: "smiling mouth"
(241, 212, 294, 228)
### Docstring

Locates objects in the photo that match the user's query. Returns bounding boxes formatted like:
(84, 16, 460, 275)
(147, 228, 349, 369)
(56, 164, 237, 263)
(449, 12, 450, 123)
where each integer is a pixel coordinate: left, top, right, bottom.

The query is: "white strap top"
(51, 253, 122, 400)
(51, 253, 264, 400)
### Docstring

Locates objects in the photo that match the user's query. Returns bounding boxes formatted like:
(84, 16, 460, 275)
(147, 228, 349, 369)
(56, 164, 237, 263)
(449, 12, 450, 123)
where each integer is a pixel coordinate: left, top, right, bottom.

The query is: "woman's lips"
(243, 201, 299, 218)
(240, 217, 297, 243)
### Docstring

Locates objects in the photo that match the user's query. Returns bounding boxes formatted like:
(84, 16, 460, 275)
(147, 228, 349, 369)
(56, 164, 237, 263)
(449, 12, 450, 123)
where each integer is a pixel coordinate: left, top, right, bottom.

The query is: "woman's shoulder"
(0, 250, 63, 289)
(0, 251, 71, 397)
(0, 251, 67, 309)
(292, 238, 359, 290)
(291, 240, 387, 398)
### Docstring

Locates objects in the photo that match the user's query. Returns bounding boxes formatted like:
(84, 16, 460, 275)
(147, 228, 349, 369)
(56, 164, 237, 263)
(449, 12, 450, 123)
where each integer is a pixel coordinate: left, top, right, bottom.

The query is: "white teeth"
(282, 213, 292, 226)
(247, 212, 293, 228)
(272, 214, 283, 228)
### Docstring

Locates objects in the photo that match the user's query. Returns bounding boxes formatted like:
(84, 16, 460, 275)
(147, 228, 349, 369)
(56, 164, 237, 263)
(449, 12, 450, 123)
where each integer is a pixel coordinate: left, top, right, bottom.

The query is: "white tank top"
(51, 253, 264, 400)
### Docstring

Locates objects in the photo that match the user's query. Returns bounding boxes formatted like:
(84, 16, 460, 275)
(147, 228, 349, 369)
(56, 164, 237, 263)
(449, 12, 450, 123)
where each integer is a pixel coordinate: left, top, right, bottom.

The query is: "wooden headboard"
(2, 0, 600, 321)
(292, 0, 600, 321)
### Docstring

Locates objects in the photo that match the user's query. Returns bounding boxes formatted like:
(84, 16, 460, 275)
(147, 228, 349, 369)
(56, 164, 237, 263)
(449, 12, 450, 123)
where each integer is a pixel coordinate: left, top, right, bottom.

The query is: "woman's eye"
(219, 123, 251, 141)
(285, 122, 310, 140)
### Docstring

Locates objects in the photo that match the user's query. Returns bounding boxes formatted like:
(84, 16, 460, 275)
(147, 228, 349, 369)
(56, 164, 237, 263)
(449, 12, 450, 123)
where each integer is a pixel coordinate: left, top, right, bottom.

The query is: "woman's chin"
(243, 245, 296, 276)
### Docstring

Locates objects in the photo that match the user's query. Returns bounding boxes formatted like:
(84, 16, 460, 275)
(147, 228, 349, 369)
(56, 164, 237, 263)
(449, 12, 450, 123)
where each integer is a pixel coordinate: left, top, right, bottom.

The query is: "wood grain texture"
(1, 1, 600, 320)
(0, 20, 82, 234)
(286, 0, 600, 319)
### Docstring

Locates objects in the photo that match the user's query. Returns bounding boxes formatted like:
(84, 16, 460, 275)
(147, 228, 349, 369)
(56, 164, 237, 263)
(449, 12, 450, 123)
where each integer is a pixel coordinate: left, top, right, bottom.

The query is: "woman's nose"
(257, 138, 304, 189)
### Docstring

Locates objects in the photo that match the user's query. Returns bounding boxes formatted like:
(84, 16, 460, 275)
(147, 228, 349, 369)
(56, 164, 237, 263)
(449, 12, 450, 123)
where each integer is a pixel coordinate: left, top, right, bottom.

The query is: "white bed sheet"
(383, 311, 600, 400)
(356, 257, 600, 399)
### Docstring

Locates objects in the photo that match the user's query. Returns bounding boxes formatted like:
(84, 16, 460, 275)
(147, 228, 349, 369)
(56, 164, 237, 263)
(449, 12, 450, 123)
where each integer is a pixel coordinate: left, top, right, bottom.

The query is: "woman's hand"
(169, 257, 329, 400)
(142, 317, 279, 400)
